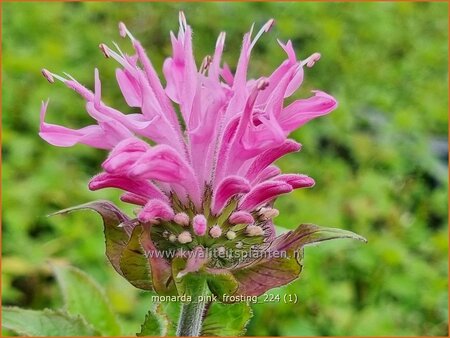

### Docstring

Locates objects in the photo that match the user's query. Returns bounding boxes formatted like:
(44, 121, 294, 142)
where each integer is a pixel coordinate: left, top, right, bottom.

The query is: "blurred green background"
(2, 2, 448, 336)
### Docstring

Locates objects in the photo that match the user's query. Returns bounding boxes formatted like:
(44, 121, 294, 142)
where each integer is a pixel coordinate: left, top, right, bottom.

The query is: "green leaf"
(274, 224, 290, 235)
(206, 269, 239, 301)
(230, 223, 366, 297)
(201, 302, 253, 336)
(172, 254, 238, 302)
(2, 307, 99, 336)
(172, 256, 207, 299)
(53, 265, 122, 336)
(140, 225, 175, 295)
(231, 254, 303, 298)
(159, 301, 182, 336)
(119, 225, 153, 290)
(137, 304, 168, 337)
(50, 200, 131, 276)
(273, 223, 367, 251)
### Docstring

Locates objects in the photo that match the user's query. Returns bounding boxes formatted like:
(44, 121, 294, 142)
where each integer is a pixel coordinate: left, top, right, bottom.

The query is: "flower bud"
(193, 214, 207, 236)
(209, 225, 222, 238)
(246, 225, 265, 237)
(178, 231, 193, 244)
(226, 230, 236, 240)
(259, 207, 279, 220)
(174, 212, 190, 226)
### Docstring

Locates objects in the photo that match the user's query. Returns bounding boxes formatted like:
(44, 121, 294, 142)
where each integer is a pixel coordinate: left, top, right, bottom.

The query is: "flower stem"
(176, 281, 209, 337)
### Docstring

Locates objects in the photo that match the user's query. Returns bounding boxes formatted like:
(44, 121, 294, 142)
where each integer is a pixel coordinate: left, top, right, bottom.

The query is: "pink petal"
(239, 180, 292, 211)
(239, 113, 285, 157)
(222, 19, 273, 123)
(133, 40, 180, 129)
(138, 199, 174, 223)
(116, 68, 142, 107)
(102, 138, 150, 173)
(220, 63, 234, 86)
(95, 59, 184, 154)
(278, 39, 297, 63)
(89, 172, 168, 202)
(234, 20, 274, 91)
(244, 139, 301, 182)
(65, 79, 95, 101)
(252, 165, 281, 184)
(163, 14, 197, 124)
(85, 101, 154, 131)
(255, 40, 301, 105)
(129, 145, 201, 207)
(138, 70, 165, 121)
(129, 145, 188, 181)
(39, 100, 131, 149)
(220, 80, 267, 174)
(212, 115, 240, 186)
(130, 71, 186, 153)
(120, 192, 148, 206)
(109, 137, 150, 155)
(261, 64, 301, 119)
(279, 40, 305, 98)
(211, 176, 251, 215)
(162, 57, 180, 103)
(279, 91, 338, 134)
(229, 211, 254, 224)
(285, 66, 304, 98)
(209, 32, 226, 80)
(273, 174, 315, 189)
(188, 78, 227, 186)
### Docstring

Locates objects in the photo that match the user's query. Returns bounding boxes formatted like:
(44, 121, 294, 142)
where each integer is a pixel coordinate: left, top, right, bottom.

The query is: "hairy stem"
(176, 281, 209, 337)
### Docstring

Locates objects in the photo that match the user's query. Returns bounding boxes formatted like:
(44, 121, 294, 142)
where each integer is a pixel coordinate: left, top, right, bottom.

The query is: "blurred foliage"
(2, 2, 448, 336)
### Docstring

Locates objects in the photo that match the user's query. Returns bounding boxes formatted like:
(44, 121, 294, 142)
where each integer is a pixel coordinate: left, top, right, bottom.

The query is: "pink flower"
(44, 13, 364, 299)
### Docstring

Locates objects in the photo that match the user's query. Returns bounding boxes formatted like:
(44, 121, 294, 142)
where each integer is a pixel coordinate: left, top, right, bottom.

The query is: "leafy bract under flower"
(42, 13, 365, 299)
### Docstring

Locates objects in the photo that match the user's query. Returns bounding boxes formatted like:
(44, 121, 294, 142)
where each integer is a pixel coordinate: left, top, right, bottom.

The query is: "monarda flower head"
(42, 13, 365, 303)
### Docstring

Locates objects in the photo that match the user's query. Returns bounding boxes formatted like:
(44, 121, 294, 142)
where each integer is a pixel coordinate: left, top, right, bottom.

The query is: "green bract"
(53, 200, 366, 302)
